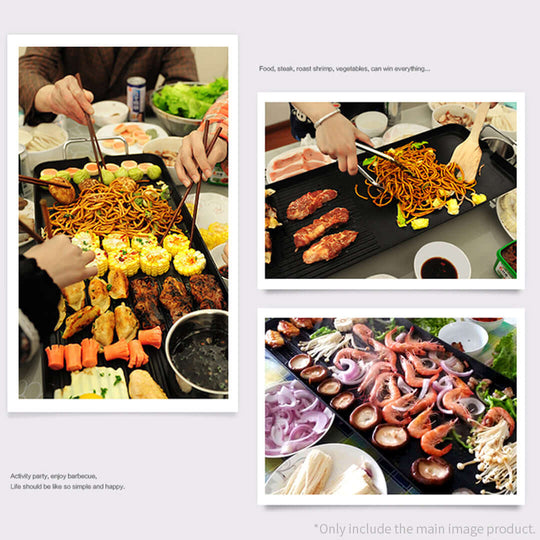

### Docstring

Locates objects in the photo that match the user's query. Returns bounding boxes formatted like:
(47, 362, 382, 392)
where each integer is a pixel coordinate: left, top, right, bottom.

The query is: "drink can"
(127, 76, 146, 122)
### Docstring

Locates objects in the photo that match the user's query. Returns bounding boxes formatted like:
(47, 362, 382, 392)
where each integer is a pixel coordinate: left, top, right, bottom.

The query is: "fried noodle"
(364, 142, 478, 220)
(49, 183, 182, 238)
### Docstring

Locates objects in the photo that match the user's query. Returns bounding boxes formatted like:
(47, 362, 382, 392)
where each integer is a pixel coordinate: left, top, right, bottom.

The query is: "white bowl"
(438, 321, 488, 356)
(465, 318, 504, 332)
(92, 100, 129, 127)
(414, 241, 471, 279)
(20, 124, 68, 175)
(432, 104, 476, 129)
(366, 274, 397, 279)
(382, 123, 429, 144)
(143, 136, 183, 180)
(354, 111, 388, 138)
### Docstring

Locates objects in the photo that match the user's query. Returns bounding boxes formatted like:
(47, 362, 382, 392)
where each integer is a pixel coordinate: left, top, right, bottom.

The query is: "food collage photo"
(5, 20, 531, 540)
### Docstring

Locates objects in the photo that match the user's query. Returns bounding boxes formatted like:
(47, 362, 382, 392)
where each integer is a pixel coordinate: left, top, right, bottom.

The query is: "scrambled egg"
(411, 218, 429, 230)
(446, 199, 460, 215)
(472, 193, 487, 205)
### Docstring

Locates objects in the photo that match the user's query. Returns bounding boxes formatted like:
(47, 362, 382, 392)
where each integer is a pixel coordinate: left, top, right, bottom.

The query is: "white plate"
(414, 241, 471, 279)
(210, 244, 228, 285)
(96, 122, 168, 156)
(266, 145, 334, 183)
(19, 199, 35, 247)
(265, 380, 334, 458)
(186, 192, 228, 229)
(265, 443, 387, 495)
(382, 123, 430, 144)
(496, 189, 517, 240)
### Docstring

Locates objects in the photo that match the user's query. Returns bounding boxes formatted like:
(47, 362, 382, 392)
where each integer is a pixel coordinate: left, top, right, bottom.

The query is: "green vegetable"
(100, 169, 115, 186)
(310, 327, 336, 339)
(450, 429, 471, 450)
(100, 387, 108, 398)
(72, 169, 90, 185)
(147, 164, 162, 180)
(362, 155, 377, 166)
(128, 167, 144, 182)
(113, 375, 122, 386)
(492, 330, 517, 380)
(476, 380, 517, 420)
(152, 78, 228, 119)
(410, 318, 456, 337)
(145, 128, 158, 140)
(396, 204, 407, 228)
(411, 141, 428, 149)
(56, 170, 71, 181)
(114, 167, 129, 178)
(374, 322, 404, 342)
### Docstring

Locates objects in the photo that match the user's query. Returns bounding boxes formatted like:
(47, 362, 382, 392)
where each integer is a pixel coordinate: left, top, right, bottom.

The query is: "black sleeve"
(19, 255, 61, 341)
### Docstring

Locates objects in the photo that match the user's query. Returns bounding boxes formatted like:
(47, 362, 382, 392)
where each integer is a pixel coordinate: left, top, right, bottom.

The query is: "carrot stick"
(128, 339, 149, 369)
(81, 338, 100, 368)
(45, 344, 65, 371)
(65, 343, 82, 372)
(104, 339, 130, 362)
(138, 326, 162, 349)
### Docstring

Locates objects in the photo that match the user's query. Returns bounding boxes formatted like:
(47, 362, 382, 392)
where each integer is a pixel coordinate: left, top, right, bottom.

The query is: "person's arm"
(175, 92, 229, 187)
(159, 47, 199, 84)
(19, 48, 94, 125)
(291, 102, 372, 175)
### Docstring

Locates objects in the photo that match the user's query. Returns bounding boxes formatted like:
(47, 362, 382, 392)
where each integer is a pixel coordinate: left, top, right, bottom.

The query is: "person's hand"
(25, 235, 97, 289)
(34, 75, 94, 125)
(315, 113, 372, 175)
(222, 242, 228, 265)
(175, 130, 228, 187)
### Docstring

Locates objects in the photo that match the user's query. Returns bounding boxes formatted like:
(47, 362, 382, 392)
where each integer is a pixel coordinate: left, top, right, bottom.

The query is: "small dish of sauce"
(420, 257, 458, 279)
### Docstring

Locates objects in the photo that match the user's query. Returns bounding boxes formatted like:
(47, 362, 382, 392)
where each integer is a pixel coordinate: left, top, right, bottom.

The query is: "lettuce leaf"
(152, 78, 228, 119)
(492, 330, 517, 380)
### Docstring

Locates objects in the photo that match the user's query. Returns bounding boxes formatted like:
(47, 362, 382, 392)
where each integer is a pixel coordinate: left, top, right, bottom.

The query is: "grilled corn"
(140, 247, 171, 276)
(173, 249, 206, 276)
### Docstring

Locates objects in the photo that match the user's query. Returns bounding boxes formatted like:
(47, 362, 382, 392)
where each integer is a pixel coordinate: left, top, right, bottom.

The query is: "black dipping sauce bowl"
(165, 309, 229, 397)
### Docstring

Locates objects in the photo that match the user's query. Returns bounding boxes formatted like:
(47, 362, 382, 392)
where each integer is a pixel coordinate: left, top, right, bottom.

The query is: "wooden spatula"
(448, 102, 490, 182)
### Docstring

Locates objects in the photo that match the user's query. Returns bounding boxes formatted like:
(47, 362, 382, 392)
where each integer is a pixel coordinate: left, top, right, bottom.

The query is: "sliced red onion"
(436, 388, 453, 415)
(441, 360, 474, 378)
(445, 355, 459, 368)
(297, 410, 331, 432)
(428, 351, 443, 362)
(397, 376, 415, 394)
(277, 385, 296, 407)
(418, 378, 431, 400)
(332, 358, 368, 385)
(433, 376, 454, 393)
(458, 397, 486, 417)
(419, 358, 438, 370)
(395, 332, 407, 343)
(392, 404, 414, 412)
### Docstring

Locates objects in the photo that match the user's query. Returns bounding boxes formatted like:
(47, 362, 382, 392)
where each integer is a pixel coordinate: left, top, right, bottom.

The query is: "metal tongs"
(355, 141, 419, 188)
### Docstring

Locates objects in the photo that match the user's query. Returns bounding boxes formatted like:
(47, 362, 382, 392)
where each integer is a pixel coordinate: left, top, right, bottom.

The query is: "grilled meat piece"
(49, 178, 76, 205)
(160, 276, 193, 322)
(131, 277, 164, 329)
(189, 274, 225, 310)
(302, 230, 358, 264)
(290, 318, 317, 330)
(265, 329, 285, 348)
(293, 207, 349, 248)
(114, 303, 139, 342)
(278, 320, 300, 338)
(286, 189, 338, 221)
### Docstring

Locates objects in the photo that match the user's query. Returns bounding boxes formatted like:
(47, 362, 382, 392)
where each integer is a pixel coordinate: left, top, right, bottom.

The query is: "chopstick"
(40, 199, 53, 239)
(19, 174, 72, 190)
(75, 73, 105, 184)
(189, 124, 222, 247)
(19, 219, 43, 244)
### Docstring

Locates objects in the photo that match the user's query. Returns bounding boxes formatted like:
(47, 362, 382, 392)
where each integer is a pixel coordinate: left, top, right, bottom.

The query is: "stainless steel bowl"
(165, 309, 228, 396)
(481, 137, 516, 163)
(150, 83, 203, 137)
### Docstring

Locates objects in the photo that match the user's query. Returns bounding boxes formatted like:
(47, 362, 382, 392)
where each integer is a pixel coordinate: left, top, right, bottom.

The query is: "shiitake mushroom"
(316, 377, 342, 396)
(350, 403, 381, 431)
(330, 391, 356, 411)
(410, 457, 453, 487)
(299, 364, 329, 385)
(371, 424, 409, 450)
(288, 354, 312, 373)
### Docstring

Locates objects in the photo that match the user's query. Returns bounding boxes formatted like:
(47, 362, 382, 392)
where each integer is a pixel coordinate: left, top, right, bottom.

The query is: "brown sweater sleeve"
(159, 47, 199, 85)
(19, 47, 63, 125)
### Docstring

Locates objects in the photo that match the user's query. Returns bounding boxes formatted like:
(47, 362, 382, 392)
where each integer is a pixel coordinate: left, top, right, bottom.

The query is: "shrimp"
(420, 419, 457, 456)
(370, 339, 398, 370)
(406, 351, 442, 377)
(352, 323, 373, 345)
(442, 387, 473, 421)
(400, 356, 429, 388)
(409, 387, 437, 415)
(333, 347, 378, 368)
(370, 372, 401, 408)
(357, 362, 393, 394)
(407, 406, 434, 439)
(481, 406, 515, 438)
(382, 393, 416, 426)
(404, 328, 446, 353)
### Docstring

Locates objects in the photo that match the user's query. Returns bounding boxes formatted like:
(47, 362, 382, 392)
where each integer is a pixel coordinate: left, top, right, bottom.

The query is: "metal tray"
(265, 125, 517, 279)
(33, 153, 228, 399)
(265, 317, 517, 494)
